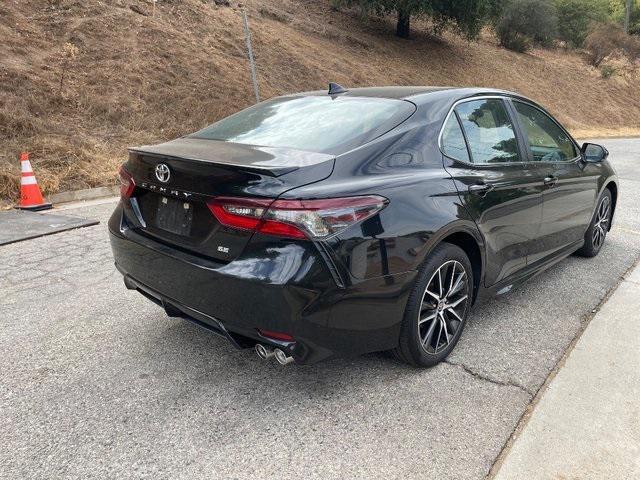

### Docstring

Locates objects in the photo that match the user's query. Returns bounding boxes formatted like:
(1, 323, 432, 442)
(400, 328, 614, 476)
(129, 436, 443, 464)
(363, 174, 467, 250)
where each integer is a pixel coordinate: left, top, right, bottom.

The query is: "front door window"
(512, 101, 577, 162)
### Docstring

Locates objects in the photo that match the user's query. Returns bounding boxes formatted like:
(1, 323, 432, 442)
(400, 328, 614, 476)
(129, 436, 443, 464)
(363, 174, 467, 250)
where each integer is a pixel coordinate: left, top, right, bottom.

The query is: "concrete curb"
(49, 185, 119, 204)
(488, 257, 640, 479)
(492, 260, 640, 479)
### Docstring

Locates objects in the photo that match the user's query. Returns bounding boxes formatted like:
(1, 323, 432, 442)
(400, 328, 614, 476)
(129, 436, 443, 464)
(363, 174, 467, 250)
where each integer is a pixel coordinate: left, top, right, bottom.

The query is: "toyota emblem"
(155, 163, 171, 183)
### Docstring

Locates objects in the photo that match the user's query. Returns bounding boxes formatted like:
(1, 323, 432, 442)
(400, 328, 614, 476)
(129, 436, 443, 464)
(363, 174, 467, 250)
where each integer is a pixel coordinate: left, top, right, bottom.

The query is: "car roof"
(296, 86, 529, 105)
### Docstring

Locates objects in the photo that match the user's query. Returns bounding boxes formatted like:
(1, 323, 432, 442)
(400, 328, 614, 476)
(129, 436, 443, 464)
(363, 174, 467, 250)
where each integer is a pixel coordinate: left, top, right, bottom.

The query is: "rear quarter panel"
(283, 101, 479, 283)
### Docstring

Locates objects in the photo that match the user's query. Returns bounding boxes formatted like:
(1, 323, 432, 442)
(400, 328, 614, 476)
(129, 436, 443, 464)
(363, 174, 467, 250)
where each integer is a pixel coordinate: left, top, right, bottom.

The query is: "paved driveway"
(1, 139, 639, 479)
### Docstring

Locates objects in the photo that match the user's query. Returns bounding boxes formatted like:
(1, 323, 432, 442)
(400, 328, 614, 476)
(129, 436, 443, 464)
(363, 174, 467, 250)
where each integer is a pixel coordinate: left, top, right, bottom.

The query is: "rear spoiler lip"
(128, 148, 298, 177)
(129, 138, 335, 178)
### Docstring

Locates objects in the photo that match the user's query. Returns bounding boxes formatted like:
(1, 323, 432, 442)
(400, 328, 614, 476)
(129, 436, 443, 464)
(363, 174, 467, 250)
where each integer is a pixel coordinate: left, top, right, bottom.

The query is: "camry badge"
(155, 163, 171, 183)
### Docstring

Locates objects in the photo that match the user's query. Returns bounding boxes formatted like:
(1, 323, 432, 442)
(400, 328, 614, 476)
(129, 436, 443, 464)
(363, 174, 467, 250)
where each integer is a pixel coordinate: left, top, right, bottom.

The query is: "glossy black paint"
(109, 86, 618, 364)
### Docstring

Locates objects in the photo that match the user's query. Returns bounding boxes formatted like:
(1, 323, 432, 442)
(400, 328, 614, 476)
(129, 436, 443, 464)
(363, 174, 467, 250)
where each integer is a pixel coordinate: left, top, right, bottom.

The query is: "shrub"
(485, 0, 510, 26)
(500, 32, 531, 52)
(627, 34, 640, 60)
(584, 22, 640, 66)
(600, 64, 616, 78)
(554, 0, 610, 48)
(497, 0, 557, 52)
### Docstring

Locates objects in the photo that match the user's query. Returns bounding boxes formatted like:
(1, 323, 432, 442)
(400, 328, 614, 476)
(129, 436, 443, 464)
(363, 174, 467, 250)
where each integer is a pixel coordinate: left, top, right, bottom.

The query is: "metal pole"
(242, 9, 260, 104)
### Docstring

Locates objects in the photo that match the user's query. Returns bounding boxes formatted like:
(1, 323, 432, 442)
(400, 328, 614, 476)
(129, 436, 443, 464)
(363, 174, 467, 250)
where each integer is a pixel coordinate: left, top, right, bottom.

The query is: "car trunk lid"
(123, 138, 334, 262)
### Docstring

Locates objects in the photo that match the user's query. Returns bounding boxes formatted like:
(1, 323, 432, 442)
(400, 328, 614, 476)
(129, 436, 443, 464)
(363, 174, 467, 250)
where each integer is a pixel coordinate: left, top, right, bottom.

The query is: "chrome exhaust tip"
(255, 343, 275, 360)
(274, 348, 294, 365)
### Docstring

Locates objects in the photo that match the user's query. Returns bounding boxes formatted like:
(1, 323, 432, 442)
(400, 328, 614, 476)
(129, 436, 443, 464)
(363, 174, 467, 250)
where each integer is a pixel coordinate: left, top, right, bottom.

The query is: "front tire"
(576, 189, 612, 258)
(393, 243, 473, 368)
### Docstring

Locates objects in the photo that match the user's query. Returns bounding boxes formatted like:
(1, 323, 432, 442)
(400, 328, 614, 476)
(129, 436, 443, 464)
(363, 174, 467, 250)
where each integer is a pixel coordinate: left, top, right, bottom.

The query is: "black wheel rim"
(592, 195, 611, 250)
(418, 260, 469, 355)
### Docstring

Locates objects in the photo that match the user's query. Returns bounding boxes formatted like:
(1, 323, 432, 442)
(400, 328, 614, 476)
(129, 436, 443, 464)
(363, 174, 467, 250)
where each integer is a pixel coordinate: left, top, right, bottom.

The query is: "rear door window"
(441, 114, 470, 162)
(512, 101, 577, 162)
(455, 99, 520, 164)
(190, 96, 416, 155)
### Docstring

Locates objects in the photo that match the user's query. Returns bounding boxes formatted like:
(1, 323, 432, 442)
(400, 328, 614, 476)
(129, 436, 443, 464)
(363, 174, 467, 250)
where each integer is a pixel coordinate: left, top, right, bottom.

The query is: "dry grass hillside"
(1, 0, 640, 203)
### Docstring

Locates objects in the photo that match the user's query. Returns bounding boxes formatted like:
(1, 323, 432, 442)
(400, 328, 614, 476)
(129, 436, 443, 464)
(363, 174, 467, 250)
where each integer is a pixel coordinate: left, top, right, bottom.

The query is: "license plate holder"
(156, 196, 194, 236)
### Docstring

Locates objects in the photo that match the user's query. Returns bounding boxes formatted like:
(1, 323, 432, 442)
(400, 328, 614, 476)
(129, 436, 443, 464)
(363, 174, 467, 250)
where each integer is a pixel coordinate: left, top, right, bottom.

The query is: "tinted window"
(455, 99, 520, 164)
(513, 101, 577, 162)
(190, 96, 416, 154)
(441, 114, 470, 162)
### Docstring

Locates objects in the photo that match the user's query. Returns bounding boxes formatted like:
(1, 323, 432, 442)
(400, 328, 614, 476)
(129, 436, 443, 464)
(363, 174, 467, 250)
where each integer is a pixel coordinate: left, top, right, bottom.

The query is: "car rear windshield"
(189, 96, 416, 155)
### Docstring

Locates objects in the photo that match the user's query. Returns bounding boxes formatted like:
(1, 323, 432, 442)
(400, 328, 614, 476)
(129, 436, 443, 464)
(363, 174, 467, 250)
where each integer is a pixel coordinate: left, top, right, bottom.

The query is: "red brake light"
(259, 217, 307, 239)
(207, 195, 387, 240)
(118, 165, 135, 199)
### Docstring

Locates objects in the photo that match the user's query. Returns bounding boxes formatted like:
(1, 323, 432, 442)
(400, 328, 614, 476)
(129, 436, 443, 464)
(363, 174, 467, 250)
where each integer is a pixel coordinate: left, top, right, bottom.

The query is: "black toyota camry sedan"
(109, 85, 618, 367)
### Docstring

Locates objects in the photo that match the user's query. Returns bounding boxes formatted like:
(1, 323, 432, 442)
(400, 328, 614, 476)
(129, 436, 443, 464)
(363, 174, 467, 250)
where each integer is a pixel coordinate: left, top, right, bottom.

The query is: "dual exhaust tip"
(255, 343, 294, 365)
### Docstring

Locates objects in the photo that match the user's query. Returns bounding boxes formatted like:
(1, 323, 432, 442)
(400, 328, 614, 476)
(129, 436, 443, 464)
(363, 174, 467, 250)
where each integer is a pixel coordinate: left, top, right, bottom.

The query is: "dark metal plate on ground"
(155, 196, 193, 236)
(0, 210, 99, 246)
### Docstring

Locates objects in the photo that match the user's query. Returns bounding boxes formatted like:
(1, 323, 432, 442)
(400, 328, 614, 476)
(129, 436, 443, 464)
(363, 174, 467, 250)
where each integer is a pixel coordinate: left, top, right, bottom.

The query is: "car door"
(441, 97, 546, 287)
(510, 99, 599, 264)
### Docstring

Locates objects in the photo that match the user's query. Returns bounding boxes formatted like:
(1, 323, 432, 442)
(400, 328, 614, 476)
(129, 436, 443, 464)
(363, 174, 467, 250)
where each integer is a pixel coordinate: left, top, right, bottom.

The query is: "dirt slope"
(1, 0, 639, 202)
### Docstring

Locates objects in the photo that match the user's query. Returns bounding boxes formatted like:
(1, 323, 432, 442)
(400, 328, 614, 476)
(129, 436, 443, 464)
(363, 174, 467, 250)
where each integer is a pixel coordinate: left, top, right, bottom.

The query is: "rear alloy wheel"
(419, 260, 469, 355)
(394, 243, 473, 367)
(576, 189, 612, 258)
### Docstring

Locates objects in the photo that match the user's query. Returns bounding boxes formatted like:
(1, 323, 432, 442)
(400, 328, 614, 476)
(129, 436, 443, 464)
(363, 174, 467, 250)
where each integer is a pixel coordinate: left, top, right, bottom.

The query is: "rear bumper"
(108, 204, 415, 364)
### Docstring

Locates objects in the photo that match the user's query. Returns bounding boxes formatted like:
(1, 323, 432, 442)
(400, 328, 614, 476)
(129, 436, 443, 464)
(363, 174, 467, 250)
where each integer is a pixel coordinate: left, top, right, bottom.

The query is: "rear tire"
(393, 242, 473, 368)
(576, 189, 612, 258)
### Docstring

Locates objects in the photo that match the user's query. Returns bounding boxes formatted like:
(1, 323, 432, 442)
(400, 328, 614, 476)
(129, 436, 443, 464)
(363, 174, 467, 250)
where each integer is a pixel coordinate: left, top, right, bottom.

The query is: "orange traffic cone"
(18, 152, 52, 211)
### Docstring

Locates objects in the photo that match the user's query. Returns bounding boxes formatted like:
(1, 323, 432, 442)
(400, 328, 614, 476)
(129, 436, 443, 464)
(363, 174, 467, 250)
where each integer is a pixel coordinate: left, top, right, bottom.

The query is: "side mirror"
(581, 143, 608, 163)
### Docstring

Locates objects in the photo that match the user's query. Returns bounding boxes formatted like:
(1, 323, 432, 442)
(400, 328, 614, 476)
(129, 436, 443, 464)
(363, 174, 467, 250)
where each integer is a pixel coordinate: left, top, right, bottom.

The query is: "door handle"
(468, 183, 494, 196)
(544, 176, 558, 187)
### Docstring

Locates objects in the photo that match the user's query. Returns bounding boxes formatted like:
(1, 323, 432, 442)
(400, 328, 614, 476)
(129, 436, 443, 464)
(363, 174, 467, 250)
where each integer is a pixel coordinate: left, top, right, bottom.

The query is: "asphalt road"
(2, 138, 639, 480)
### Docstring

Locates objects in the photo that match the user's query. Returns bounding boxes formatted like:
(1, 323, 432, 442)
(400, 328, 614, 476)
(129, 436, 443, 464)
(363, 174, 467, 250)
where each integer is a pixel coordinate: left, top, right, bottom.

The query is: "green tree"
(334, 0, 492, 39)
(554, 0, 611, 47)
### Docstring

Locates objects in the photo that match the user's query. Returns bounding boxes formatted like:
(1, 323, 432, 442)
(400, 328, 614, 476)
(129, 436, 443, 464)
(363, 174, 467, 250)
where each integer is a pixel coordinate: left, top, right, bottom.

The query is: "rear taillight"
(118, 165, 135, 199)
(207, 195, 387, 240)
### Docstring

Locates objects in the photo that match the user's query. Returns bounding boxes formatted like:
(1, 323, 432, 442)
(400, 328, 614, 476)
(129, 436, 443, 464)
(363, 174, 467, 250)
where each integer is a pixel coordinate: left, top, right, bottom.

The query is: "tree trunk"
(396, 9, 410, 39)
(624, 0, 632, 34)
